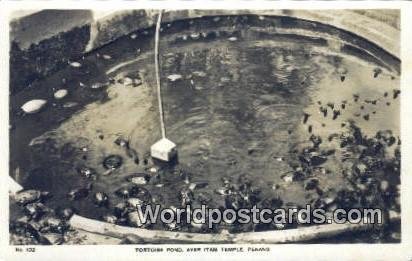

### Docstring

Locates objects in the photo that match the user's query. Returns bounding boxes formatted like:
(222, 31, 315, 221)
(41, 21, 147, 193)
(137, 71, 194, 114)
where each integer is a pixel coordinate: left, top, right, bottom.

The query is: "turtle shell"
(125, 173, 151, 185)
(103, 155, 123, 170)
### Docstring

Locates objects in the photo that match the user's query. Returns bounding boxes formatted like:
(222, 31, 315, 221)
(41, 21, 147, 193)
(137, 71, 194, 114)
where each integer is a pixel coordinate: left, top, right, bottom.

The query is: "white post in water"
(150, 9, 177, 162)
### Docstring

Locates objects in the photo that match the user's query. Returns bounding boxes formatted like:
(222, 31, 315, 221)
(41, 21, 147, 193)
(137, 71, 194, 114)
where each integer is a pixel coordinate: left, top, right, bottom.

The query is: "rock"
(376, 130, 393, 141)
(304, 178, 319, 190)
(190, 33, 200, 40)
(69, 62, 81, 68)
(197, 192, 212, 204)
(215, 187, 231, 196)
(114, 202, 129, 217)
(127, 198, 145, 209)
(228, 37, 238, 41)
(261, 196, 283, 209)
(103, 155, 123, 170)
(272, 183, 280, 190)
(132, 78, 143, 87)
(380, 180, 390, 192)
(189, 181, 208, 190)
(115, 185, 151, 202)
(114, 137, 129, 148)
(42, 216, 67, 233)
(77, 166, 97, 179)
(63, 102, 78, 108)
(323, 197, 335, 206)
(164, 220, 181, 231)
(192, 71, 207, 77)
(137, 186, 153, 203)
(21, 99, 47, 114)
(10, 233, 39, 245)
(327, 203, 338, 212)
(282, 174, 294, 183)
(54, 89, 68, 100)
(16, 215, 32, 226)
(180, 188, 194, 207)
(58, 208, 75, 220)
(126, 173, 151, 185)
(221, 176, 232, 186)
(115, 186, 135, 198)
(14, 190, 42, 205)
(274, 223, 286, 230)
(220, 76, 231, 83)
(102, 214, 118, 224)
(93, 192, 109, 207)
(167, 74, 183, 82)
(356, 183, 368, 193)
(123, 77, 133, 86)
(91, 82, 109, 90)
(127, 211, 148, 228)
(39, 232, 64, 245)
(353, 163, 368, 176)
(68, 184, 92, 200)
(24, 202, 49, 219)
(102, 54, 112, 60)
(188, 183, 197, 191)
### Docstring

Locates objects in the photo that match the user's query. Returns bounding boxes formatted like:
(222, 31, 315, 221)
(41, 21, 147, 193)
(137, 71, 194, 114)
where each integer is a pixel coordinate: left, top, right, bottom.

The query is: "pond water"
(10, 15, 400, 242)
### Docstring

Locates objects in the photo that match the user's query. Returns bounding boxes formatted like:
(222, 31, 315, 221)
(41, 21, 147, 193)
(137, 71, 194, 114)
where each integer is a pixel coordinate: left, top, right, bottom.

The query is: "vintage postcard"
(0, 1, 411, 260)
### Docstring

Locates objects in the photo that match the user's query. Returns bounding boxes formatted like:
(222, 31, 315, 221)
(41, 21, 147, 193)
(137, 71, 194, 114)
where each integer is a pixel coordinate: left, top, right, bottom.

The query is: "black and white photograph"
(1, 2, 411, 260)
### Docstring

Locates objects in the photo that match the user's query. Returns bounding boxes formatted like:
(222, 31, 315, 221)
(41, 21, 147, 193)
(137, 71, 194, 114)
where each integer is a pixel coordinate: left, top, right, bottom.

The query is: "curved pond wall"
(10, 9, 400, 94)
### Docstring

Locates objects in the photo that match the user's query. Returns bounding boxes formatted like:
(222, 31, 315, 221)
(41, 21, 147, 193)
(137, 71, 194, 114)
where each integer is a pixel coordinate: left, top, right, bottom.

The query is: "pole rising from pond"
(155, 10, 166, 139)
